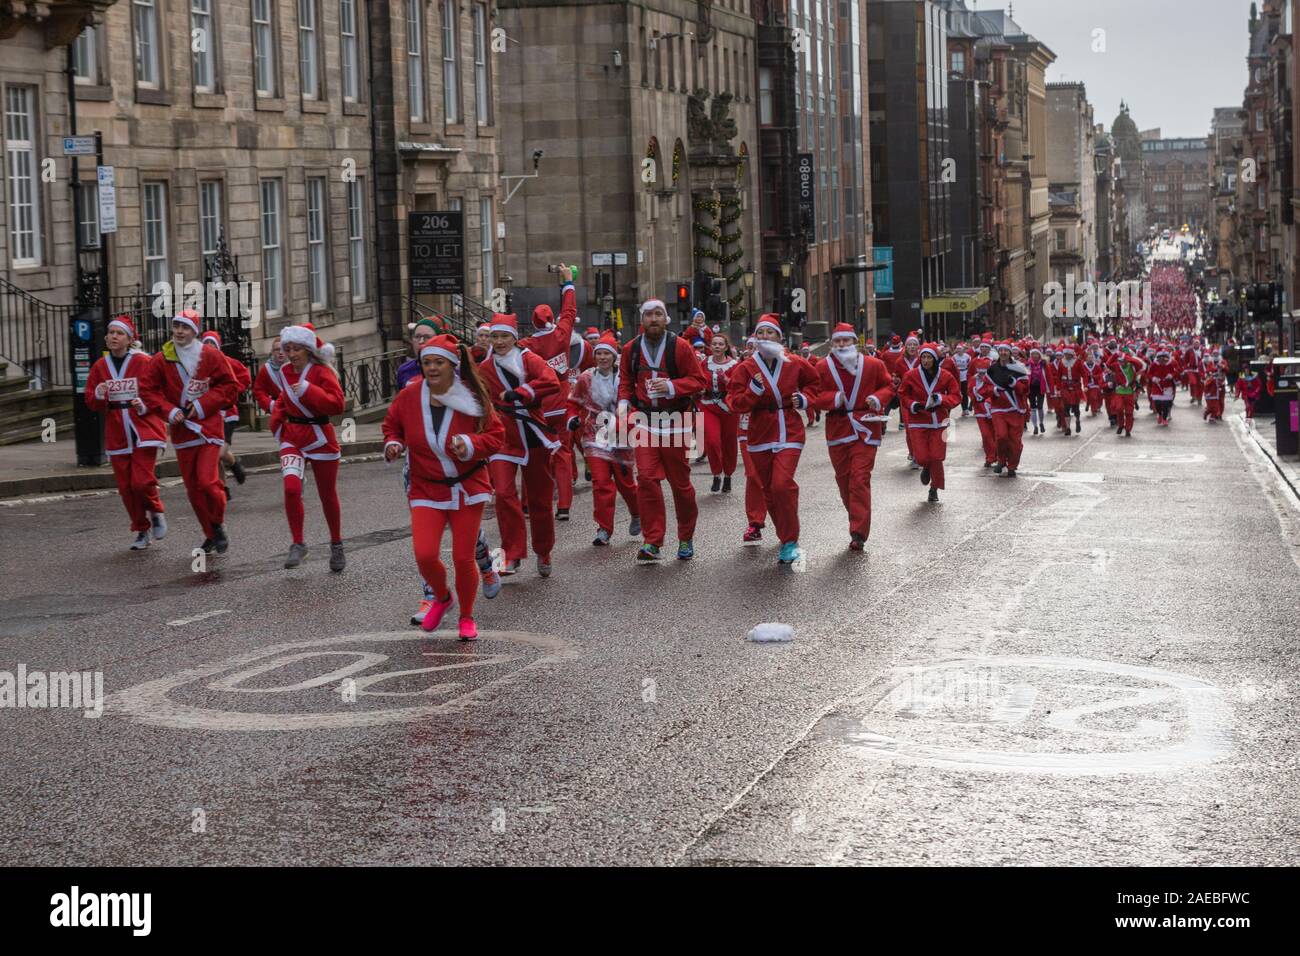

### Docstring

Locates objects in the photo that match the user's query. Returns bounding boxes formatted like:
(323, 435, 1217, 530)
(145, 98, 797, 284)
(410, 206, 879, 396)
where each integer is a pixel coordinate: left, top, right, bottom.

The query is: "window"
(133, 0, 161, 86)
(408, 0, 424, 120)
(473, 3, 491, 124)
(299, 0, 321, 99)
(443, 1, 460, 122)
(347, 179, 367, 301)
(307, 177, 329, 308)
(72, 27, 97, 84)
(951, 49, 965, 74)
(200, 180, 223, 256)
(742, 50, 748, 99)
(142, 181, 169, 292)
(758, 67, 773, 124)
(5, 86, 42, 267)
(1055, 228, 1067, 251)
(1256, 109, 1264, 131)
(340, 0, 360, 101)
(1259, 184, 1266, 210)
(253, 0, 277, 96)
(667, 35, 675, 90)
(78, 183, 100, 250)
(191, 0, 216, 92)
(480, 196, 495, 298)
(259, 179, 284, 314)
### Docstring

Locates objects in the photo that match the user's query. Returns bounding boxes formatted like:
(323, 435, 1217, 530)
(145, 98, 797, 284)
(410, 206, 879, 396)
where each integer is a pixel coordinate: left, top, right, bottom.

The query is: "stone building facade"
(1046, 82, 1097, 309)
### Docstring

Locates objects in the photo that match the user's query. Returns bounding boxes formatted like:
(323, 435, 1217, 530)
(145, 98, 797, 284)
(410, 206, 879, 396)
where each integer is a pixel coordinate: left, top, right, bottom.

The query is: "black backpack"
(629, 331, 680, 381)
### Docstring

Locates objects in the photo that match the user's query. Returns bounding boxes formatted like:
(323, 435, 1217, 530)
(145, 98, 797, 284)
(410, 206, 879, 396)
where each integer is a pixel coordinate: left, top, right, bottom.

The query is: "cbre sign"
(409, 211, 464, 295)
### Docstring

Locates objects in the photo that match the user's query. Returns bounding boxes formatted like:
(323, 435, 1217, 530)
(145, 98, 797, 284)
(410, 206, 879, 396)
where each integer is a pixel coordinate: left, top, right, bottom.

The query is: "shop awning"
(923, 288, 990, 313)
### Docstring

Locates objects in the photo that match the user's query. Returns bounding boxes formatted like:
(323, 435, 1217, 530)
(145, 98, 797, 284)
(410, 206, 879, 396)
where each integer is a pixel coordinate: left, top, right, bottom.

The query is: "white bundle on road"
(747, 623, 795, 643)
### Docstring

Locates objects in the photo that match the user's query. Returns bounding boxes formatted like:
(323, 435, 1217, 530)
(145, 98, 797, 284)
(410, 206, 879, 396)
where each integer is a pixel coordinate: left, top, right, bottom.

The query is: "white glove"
(169, 408, 184, 424)
(866, 395, 882, 411)
(791, 393, 806, 410)
(926, 394, 941, 409)
(132, 399, 147, 415)
(291, 379, 309, 398)
(94, 382, 109, 400)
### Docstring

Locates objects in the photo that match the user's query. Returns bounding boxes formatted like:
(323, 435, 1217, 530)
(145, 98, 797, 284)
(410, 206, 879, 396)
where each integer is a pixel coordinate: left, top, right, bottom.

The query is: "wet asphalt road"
(1, 397, 1298, 866)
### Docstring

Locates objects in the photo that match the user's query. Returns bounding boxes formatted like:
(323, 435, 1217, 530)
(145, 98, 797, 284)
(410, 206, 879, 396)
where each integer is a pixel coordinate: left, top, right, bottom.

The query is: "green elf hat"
(409, 315, 448, 335)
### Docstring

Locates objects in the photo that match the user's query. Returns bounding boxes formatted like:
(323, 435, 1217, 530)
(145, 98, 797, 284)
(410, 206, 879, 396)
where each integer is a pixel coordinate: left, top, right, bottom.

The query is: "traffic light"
(675, 281, 691, 319)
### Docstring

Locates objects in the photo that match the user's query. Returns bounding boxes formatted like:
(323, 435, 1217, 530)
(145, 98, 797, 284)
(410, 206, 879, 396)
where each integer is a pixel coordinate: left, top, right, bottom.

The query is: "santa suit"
(617, 330, 707, 547)
(814, 351, 895, 540)
(252, 360, 283, 415)
(141, 341, 239, 538)
(480, 346, 562, 562)
(518, 282, 578, 510)
(1179, 346, 1202, 402)
(699, 355, 739, 478)
(567, 365, 639, 535)
(1202, 359, 1226, 420)
(1107, 353, 1147, 432)
(268, 360, 346, 544)
(1145, 356, 1179, 423)
(383, 379, 506, 619)
(967, 365, 999, 466)
(219, 353, 252, 427)
(886, 349, 922, 453)
(950, 349, 972, 411)
(1082, 358, 1105, 415)
(1056, 355, 1086, 429)
(1235, 373, 1263, 419)
(987, 366, 1030, 470)
(899, 363, 961, 490)
(84, 350, 168, 534)
(726, 349, 820, 545)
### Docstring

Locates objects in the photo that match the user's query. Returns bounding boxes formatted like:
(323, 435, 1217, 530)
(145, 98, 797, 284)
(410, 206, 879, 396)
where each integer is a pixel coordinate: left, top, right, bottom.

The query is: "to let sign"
(409, 211, 464, 295)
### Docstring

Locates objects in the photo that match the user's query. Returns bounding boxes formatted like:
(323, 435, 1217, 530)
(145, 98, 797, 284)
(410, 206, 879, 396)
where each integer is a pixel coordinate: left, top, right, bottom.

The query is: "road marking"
(166, 609, 232, 627)
(1092, 450, 1206, 464)
(1011, 470, 1104, 484)
(836, 656, 1231, 775)
(107, 630, 578, 731)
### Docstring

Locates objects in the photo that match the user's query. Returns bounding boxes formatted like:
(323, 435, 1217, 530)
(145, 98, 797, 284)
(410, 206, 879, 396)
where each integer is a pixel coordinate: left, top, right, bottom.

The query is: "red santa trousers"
(740, 443, 767, 526)
(827, 441, 878, 540)
(908, 427, 949, 490)
(411, 503, 484, 619)
(281, 453, 342, 544)
(490, 455, 556, 561)
(991, 413, 1026, 470)
(1086, 388, 1103, 415)
(176, 443, 226, 538)
(746, 448, 802, 544)
(110, 447, 164, 533)
(552, 429, 575, 510)
(1116, 393, 1136, 432)
(700, 405, 738, 476)
(633, 442, 697, 547)
(589, 456, 639, 534)
(976, 416, 997, 465)
(1204, 397, 1224, 419)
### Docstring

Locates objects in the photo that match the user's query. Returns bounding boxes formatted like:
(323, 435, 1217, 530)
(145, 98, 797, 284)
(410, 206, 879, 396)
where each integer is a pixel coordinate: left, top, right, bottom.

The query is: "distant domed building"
(1111, 102, 1147, 242)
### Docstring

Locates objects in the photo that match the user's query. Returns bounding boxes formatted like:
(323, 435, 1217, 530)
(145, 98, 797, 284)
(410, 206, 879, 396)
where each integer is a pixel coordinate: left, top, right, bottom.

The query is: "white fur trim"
(420, 344, 460, 366)
(172, 313, 201, 334)
(280, 325, 317, 350)
(430, 377, 483, 418)
(640, 298, 667, 315)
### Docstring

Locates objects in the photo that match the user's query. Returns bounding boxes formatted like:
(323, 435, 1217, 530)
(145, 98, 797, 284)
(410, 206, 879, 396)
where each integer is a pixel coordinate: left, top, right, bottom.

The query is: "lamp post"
(743, 268, 755, 336)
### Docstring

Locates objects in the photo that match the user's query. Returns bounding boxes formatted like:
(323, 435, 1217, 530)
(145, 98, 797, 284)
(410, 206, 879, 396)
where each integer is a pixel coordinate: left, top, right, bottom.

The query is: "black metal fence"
(336, 348, 408, 411)
(0, 277, 75, 389)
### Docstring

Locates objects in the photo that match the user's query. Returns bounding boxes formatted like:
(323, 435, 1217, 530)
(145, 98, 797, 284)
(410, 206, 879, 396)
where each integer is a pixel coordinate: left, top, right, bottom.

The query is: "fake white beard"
(494, 346, 525, 382)
(590, 368, 618, 410)
(757, 341, 784, 361)
(833, 346, 860, 371)
(175, 338, 203, 377)
(429, 376, 483, 417)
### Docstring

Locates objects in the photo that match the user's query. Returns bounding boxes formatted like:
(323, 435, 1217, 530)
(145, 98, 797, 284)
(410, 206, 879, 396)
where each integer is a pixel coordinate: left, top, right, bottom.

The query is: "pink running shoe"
(458, 617, 478, 641)
(421, 593, 453, 632)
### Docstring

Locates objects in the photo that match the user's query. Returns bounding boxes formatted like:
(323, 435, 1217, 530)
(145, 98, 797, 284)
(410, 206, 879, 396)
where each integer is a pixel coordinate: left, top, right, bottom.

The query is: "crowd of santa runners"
(85, 267, 1270, 641)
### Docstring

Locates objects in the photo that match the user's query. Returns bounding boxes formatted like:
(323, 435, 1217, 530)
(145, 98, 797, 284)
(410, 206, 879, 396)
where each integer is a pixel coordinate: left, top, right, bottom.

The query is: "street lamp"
(743, 268, 755, 335)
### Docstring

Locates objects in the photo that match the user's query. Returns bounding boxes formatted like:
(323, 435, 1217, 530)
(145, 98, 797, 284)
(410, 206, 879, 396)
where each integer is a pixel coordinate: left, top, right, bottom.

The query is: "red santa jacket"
(899, 364, 961, 429)
(217, 354, 252, 422)
(516, 281, 578, 421)
(84, 350, 168, 455)
(1201, 359, 1226, 400)
(1082, 359, 1105, 394)
(141, 341, 240, 449)
(269, 360, 346, 459)
(253, 361, 284, 414)
(479, 346, 562, 465)
(382, 378, 505, 509)
(566, 366, 632, 464)
(813, 352, 895, 448)
(617, 331, 707, 416)
(726, 350, 820, 453)
(1055, 356, 1087, 404)
(985, 366, 1031, 415)
(699, 356, 739, 412)
(1145, 357, 1180, 401)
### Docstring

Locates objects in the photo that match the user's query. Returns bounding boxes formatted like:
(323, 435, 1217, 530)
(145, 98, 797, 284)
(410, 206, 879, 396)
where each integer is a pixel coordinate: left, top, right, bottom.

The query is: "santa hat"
(584, 327, 600, 341)
(108, 315, 137, 339)
(280, 323, 336, 363)
(532, 303, 554, 329)
(889, 334, 902, 346)
(830, 323, 857, 342)
(172, 309, 202, 335)
(919, 342, 941, 362)
(476, 323, 491, 336)
(640, 298, 667, 316)
(996, 342, 1013, 353)
(419, 333, 462, 367)
(594, 333, 620, 356)
(754, 314, 783, 336)
(201, 330, 222, 347)
(488, 313, 519, 338)
(905, 333, 920, 347)
(410, 316, 448, 336)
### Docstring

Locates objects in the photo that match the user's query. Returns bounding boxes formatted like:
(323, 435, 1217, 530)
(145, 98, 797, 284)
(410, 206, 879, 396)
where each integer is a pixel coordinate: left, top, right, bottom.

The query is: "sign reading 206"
(409, 211, 464, 296)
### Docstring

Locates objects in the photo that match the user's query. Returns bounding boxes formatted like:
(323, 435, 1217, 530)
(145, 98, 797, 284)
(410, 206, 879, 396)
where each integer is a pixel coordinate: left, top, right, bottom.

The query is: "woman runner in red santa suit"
(85, 315, 169, 549)
(899, 343, 961, 503)
(726, 314, 820, 564)
(699, 332, 740, 494)
(383, 335, 505, 640)
(967, 349, 1000, 469)
(566, 332, 641, 545)
(985, 344, 1030, 476)
(735, 338, 769, 544)
(142, 310, 239, 555)
(273, 325, 347, 571)
(1202, 351, 1227, 422)
(200, 330, 252, 494)
(814, 323, 895, 550)
(252, 335, 285, 417)
(479, 312, 562, 576)
(1055, 346, 1086, 436)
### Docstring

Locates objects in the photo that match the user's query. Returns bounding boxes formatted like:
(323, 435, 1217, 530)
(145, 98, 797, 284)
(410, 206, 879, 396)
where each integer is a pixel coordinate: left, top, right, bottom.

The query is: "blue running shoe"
(778, 541, 800, 564)
(677, 539, 695, 561)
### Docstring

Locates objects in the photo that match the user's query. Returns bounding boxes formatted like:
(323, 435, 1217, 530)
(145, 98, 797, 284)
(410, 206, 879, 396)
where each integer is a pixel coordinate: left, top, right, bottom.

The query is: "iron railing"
(0, 277, 76, 389)
(336, 347, 409, 411)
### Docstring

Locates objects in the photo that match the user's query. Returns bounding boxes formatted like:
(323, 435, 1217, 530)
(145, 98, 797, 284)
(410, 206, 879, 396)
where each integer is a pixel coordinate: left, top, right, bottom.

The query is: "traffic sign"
(62, 136, 96, 156)
(591, 253, 613, 266)
(96, 166, 117, 234)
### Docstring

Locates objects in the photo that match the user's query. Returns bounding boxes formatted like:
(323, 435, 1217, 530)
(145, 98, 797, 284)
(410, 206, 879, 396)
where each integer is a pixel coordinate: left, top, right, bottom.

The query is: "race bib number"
(547, 354, 569, 375)
(186, 377, 210, 399)
(105, 377, 139, 402)
(280, 453, 306, 480)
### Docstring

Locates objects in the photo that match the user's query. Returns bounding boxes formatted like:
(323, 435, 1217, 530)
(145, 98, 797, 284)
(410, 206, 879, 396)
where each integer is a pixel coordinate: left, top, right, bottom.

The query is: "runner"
(726, 314, 819, 563)
(736, 337, 768, 545)
(382, 334, 505, 640)
(986, 344, 1030, 476)
(252, 334, 285, 418)
(1107, 346, 1148, 438)
(84, 315, 168, 549)
(1145, 346, 1180, 427)
(272, 324, 347, 572)
(618, 297, 707, 563)
(951, 341, 972, 415)
(1056, 346, 1086, 436)
(967, 343, 999, 469)
(699, 332, 739, 493)
(813, 323, 895, 550)
(1202, 349, 1227, 422)
(566, 332, 641, 545)
(1235, 364, 1264, 424)
(899, 342, 961, 503)
(199, 330, 251, 495)
(1026, 346, 1049, 436)
(141, 309, 239, 555)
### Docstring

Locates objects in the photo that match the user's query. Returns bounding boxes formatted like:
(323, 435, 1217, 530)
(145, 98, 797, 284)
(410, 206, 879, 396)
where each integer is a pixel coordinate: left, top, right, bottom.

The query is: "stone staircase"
(0, 359, 74, 446)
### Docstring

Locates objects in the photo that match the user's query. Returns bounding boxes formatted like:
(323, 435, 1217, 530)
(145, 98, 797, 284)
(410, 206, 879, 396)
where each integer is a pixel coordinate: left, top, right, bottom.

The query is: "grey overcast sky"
(973, 0, 1254, 138)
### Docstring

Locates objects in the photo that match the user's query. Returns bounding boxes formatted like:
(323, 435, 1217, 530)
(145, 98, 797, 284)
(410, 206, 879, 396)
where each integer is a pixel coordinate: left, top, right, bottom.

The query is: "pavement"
(1, 393, 1298, 865)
